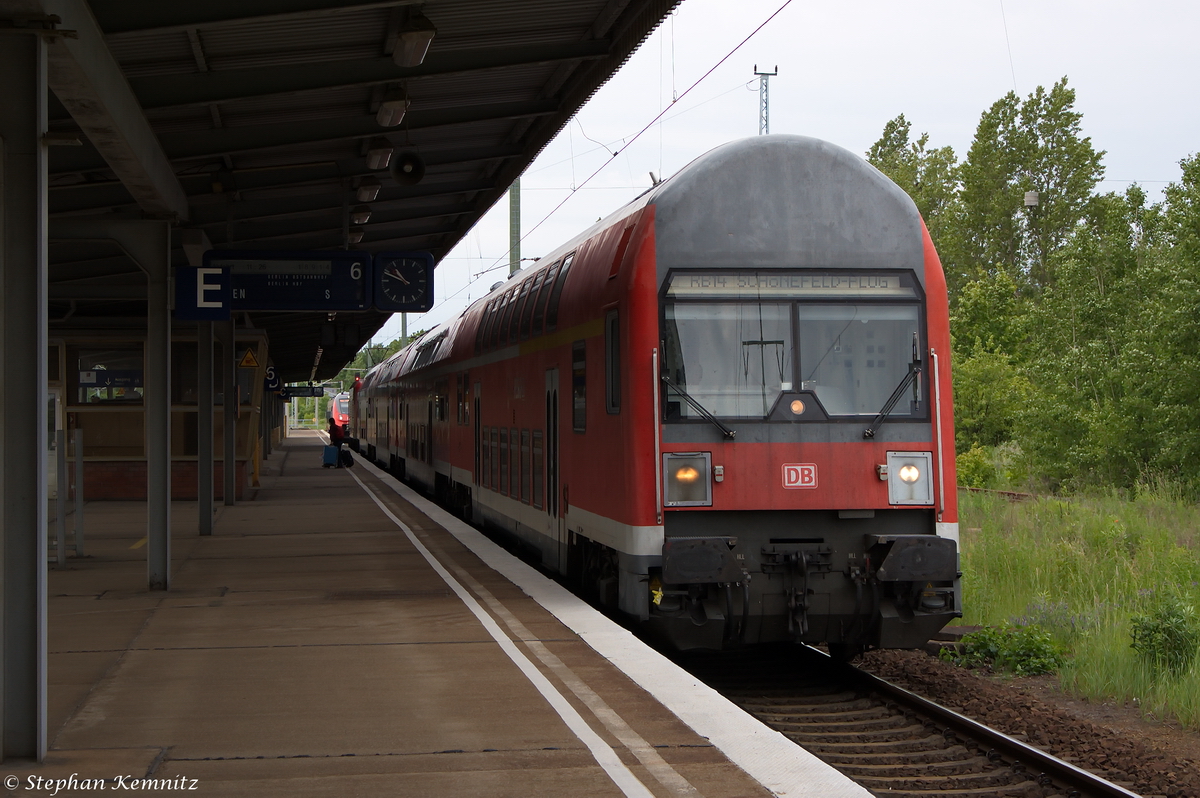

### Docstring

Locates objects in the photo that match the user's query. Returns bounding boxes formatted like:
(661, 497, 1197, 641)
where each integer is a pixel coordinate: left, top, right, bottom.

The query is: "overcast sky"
(375, 0, 1199, 344)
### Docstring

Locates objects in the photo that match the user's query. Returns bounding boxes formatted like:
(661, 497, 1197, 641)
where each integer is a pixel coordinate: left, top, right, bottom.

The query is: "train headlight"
(886, 451, 934, 505)
(664, 452, 712, 507)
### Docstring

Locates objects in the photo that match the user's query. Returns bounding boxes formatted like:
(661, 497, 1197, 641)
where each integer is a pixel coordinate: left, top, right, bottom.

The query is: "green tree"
(331, 332, 417, 390)
(866, 115, 963, 286)
(958, 78, 1105, 289)
(951, 339, 1030, 453)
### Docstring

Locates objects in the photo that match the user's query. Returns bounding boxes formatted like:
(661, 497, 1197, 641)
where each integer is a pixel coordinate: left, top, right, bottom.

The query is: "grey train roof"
(649, 135, 926, 286)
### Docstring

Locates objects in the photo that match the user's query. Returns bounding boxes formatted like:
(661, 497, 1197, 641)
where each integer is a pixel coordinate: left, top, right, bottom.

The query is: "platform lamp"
(356, 177, 381, 202)
(348, 227, 365, 245)
(394, 10, 437, 68)
(376, 89, 409, 127)
(350, 205, 372, 225)
(366, 137, 394, 170)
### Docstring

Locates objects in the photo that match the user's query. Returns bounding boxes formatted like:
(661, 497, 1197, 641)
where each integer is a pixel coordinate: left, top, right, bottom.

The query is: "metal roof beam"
(1, 0, 189, 219)
(218, 216, 461, 246)
(189, 196, 475, 227)
(117, 41, 611, 113)
(90, 0, 416, 37)
(49, 100, 558, 173)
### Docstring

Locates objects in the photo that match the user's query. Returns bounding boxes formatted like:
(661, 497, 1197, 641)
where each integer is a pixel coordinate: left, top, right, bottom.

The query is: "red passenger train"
(354, 135, 961, 653)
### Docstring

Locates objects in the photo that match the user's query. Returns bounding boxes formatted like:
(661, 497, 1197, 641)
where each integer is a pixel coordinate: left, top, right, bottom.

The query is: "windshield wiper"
(863, 333, 922, 439)
(661, 374, 736, 439)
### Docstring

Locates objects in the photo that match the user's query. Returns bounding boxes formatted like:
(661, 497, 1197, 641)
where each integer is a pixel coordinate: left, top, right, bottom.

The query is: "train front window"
(798, 304, 922, 416)
(663, 303, 793, 419)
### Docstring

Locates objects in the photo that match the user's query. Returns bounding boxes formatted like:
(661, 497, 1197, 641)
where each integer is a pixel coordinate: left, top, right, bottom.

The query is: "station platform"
(9, 432, 868, 798)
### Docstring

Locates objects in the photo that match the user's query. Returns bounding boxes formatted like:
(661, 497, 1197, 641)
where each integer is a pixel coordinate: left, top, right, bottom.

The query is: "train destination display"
(208, 250, 371, 311)
(665, 271, 918, 299)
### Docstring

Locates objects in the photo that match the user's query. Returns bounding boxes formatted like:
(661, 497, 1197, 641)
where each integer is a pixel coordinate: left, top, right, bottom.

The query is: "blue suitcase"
(322, 444, 339, 467)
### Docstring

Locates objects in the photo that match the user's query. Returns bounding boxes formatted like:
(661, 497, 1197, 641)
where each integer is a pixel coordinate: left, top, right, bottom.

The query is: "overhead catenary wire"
(478, 0, 796, 284)
(406, 0, 796, 327)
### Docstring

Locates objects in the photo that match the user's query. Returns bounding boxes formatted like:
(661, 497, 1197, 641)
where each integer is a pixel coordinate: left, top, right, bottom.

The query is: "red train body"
(355, 136, 961, 652)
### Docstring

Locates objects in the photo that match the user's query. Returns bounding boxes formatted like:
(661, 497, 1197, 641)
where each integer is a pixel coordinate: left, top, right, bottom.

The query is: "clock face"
(375, 254, 433, 311)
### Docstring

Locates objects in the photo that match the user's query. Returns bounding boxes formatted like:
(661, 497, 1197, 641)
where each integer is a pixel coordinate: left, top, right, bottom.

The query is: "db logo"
(782, 463, 818, 489)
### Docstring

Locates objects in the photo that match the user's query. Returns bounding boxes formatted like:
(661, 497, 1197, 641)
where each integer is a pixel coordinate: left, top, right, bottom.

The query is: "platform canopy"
(34, 0, 679, 381)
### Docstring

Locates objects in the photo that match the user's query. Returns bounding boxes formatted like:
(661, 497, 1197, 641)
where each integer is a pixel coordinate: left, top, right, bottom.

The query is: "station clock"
(373, 252, 434, 312)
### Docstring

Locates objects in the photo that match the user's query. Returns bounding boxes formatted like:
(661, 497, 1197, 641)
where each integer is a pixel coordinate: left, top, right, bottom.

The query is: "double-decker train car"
(355, 135, 961, 653)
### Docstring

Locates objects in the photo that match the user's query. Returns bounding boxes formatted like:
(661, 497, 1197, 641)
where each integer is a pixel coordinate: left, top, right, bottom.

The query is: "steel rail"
(842, 662, 1142, 798)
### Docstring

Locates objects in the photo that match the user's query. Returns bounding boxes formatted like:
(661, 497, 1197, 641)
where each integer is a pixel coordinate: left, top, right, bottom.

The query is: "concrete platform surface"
(7, 431, 867, 798)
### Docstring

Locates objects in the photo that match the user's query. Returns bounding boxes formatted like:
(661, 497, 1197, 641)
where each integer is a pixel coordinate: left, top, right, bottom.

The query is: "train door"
(473, 382, 481, 485)
(545, 368, 564, 570)
(426, 396, 434, 465)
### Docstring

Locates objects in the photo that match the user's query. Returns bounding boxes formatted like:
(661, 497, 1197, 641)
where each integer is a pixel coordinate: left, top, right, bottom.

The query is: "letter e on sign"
(782, 463, 817, 489)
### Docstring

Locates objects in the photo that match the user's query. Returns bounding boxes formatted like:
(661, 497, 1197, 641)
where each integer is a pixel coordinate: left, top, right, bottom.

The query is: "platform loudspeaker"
(390, 151, 425, 185)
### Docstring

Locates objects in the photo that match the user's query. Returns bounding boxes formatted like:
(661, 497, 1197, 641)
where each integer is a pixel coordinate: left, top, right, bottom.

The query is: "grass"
(958, 488, 1200, 727)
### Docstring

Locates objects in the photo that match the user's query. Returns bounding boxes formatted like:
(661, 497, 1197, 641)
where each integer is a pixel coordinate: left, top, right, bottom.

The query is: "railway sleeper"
(769, 717, 918, 735)
(861, 780, 1045, 798)
(833, 755, 993, 777)
(734, 694, 873, 710)
(822, 747, 980, 767)
(797, 734, 963, 755)
(783, 723, 933, 742)
(854, 769, 1039, 790)
(747, 706, 895, 724)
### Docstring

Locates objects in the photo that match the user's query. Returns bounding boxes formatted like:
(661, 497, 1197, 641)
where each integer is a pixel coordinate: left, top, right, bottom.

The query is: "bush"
(1130, 593, 1200, 677)
(941, 624, 1066, 676)
(957, 443, 997, 489)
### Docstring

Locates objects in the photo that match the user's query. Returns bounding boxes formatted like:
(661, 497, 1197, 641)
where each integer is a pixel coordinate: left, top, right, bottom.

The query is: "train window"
(605, 310, 620, 414)
(571, 340, 586, 433)
(499, 427, 509, 495)
(482, 295, 498, 350)
(520, 429, 531, 503)
(490, 427, 499, 489)
(663, 303, 793, 419)
(532, 430, 544, 508)
(476, 299, 495, 353)
(531, 261, 560, 336)
(797, 304, 922, 416)
(545, 253, 575, 332)
(498, 288, 519, 348)
(519, 270, 546, 340)
(609, 223, 634, 279)
(508, 280, 532, 343)
(488, 289, 512, 350)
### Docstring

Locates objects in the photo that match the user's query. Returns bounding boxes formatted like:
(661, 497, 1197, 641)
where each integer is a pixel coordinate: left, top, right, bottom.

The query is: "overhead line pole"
(753, 64, 777, 135)
(509, 177, 520, 276)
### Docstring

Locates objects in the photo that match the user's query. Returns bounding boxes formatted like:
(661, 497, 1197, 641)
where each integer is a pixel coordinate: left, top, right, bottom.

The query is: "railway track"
(674, 646, 1143, 798)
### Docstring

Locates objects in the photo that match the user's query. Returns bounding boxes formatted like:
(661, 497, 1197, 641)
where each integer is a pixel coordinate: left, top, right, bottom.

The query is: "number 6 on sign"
(782, 463, 817, 489)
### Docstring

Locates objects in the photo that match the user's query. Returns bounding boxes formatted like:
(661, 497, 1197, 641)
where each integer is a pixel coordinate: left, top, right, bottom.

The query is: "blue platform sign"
(175, 265, 231, 321)
(214, 250, 372, 311)
(176, 251, 373, 319)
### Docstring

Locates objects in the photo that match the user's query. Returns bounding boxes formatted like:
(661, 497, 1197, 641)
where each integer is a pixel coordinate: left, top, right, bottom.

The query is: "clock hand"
(385, 267, 410, 285)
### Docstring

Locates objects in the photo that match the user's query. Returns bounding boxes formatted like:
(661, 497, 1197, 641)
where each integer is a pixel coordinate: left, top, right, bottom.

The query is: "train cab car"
(360, 135, 961, 654)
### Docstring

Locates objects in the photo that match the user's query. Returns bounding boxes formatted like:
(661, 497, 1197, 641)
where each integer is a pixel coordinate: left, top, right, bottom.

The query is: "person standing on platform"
(327, 416, 346, 468)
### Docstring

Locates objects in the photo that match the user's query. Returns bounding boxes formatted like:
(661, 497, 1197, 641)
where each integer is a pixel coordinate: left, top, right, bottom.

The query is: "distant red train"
(354, 135, 961, 653)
